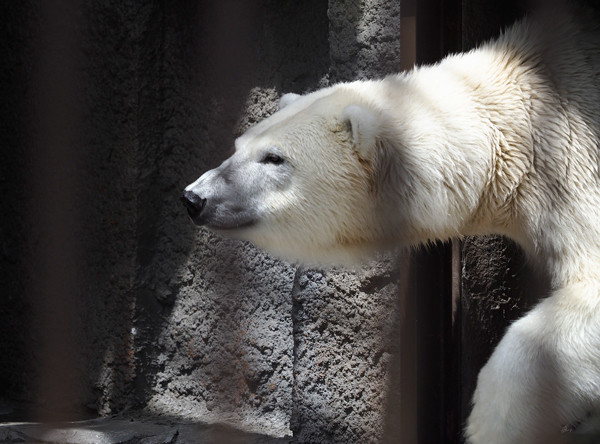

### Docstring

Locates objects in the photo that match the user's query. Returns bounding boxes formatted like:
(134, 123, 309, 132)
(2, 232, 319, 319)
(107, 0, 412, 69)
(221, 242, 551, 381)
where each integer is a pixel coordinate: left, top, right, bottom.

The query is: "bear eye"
(261, 152, 285, 165)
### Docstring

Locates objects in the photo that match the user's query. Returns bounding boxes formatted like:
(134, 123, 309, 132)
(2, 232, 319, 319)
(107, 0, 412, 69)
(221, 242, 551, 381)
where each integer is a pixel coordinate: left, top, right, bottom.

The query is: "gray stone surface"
(0, 417, 291, 444)
(2, 417, 597, 444)
(291, 261, 404, 443)
(328, 0, 402, 81)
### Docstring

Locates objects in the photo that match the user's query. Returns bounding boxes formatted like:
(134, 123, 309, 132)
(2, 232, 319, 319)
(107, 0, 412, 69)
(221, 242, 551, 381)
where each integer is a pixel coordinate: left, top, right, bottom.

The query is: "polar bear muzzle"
(180, 190, 206, 223)
(180, 187, 257, 231)
(181, 154, 264, 232)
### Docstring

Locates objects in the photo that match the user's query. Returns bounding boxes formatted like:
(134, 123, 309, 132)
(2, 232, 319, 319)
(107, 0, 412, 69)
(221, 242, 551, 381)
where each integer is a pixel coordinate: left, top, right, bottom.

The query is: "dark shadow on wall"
(0, 1, 154, 419)
(0, 0, 330, 421)
(0, 1, 108, 420)
(0, 2, 39, 414)
(0, 0, 326, 419)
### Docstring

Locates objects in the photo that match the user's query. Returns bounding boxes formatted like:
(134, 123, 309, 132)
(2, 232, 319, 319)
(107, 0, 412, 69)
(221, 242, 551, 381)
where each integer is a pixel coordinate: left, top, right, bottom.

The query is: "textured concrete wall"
(292, 261, 406, 443)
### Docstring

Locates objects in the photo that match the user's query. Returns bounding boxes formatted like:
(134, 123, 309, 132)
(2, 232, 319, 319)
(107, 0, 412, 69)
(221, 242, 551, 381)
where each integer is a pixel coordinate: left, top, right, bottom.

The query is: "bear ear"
(341, 104, 380, 156)
(279, 93, 301, 110)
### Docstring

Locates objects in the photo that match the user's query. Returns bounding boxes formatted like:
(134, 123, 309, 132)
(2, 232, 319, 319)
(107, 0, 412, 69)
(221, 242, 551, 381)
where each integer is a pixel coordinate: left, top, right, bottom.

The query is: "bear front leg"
(466, 282, 600, 444)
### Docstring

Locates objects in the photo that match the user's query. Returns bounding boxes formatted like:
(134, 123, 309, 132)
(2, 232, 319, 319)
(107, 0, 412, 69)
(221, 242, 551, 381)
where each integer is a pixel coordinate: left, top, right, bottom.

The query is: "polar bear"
(182, 6, 600, 444)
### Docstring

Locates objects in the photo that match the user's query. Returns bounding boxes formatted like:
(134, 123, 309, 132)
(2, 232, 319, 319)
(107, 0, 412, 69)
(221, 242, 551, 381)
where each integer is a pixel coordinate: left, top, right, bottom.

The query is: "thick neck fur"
(372, 9, 600, 288)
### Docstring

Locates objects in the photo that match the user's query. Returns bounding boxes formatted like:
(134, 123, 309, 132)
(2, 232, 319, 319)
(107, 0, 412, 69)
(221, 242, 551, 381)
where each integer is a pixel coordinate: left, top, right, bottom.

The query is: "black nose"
(181, 190, 206, 219)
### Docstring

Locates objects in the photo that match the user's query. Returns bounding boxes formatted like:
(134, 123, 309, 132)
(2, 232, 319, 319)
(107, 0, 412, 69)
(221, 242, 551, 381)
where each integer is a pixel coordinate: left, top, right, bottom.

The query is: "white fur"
(186, 6, 600, 442)
(278, 92, 301, 109)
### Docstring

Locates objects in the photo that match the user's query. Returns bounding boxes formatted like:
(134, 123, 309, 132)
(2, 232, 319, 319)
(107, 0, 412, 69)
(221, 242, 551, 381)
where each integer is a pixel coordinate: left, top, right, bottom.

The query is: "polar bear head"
(182, 80, 478, 264)
(182, 85, 408, 264)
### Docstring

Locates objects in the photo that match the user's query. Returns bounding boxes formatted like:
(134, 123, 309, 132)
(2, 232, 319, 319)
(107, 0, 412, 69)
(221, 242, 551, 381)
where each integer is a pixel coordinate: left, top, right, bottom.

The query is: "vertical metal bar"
(28, 0, 85, 421)
(414, 0, 444, 437)
(394, 1, 419, 441)
(447, 238, 463, 442)
(396, 254, 418, 443)
(412, 0, 463, 441)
